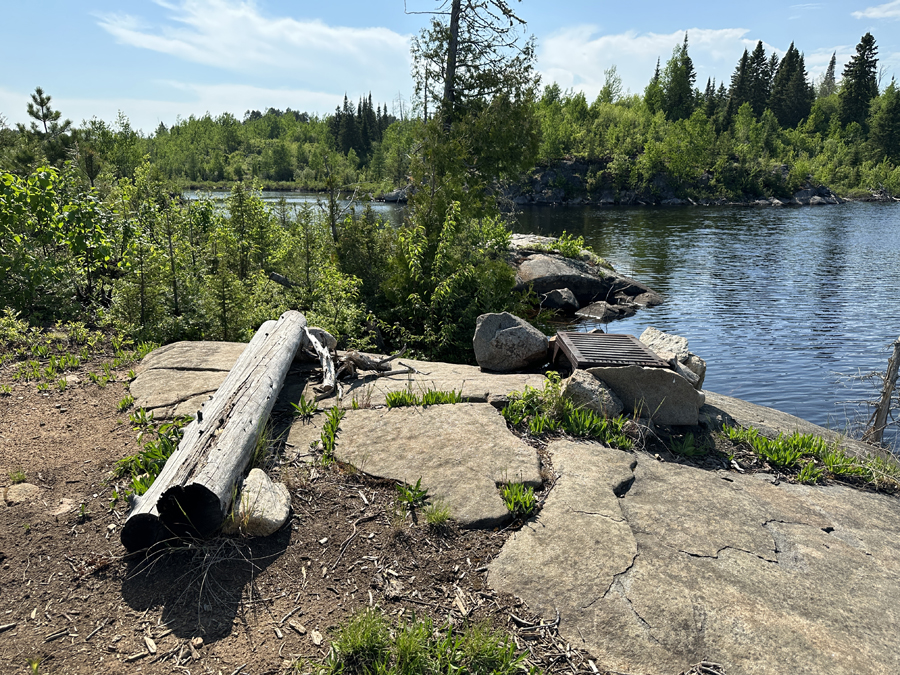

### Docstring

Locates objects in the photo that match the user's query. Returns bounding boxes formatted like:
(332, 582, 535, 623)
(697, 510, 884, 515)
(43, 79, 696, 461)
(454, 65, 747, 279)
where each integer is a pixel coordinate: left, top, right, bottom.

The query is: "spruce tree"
(839, 33, 879, 128)
(817, 52, 837, 98)
(726, 50, 751, 121)
(869, 78, 900, 161)
(644, 58, 664, 114)
(747, 41, 772, 117)
(769, 43, 813, 128)
(661, 33, 696, 121)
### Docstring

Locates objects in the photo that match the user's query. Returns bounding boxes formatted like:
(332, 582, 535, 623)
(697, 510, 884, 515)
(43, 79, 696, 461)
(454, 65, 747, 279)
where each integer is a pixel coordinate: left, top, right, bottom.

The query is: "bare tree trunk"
(442, 0, 461, 129)
(864, 336, 900, 445)
(121, 311, 307, 552)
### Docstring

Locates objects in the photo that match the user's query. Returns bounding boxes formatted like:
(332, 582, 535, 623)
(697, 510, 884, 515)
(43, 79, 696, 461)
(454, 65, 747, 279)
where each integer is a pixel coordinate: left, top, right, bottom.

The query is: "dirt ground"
(0, 360, 616, 675)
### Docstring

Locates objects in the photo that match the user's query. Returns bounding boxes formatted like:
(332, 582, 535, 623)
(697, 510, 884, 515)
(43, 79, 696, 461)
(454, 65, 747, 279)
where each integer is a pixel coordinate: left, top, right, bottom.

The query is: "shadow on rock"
(121, 527, 291, 642)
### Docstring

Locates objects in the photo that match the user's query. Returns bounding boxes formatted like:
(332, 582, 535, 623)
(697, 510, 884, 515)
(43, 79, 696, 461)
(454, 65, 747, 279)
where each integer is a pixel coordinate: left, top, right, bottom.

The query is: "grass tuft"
(501, 482, 536, 518)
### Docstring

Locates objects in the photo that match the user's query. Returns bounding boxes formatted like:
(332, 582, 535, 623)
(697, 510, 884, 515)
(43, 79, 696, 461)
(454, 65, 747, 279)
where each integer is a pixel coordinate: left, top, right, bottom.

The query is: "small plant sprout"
(396, 477, 429, 510)
(26, 656, 41, 674)
(78, 501, 91, 521)
(502, 482, 536, 518)
(127, 368, 137, 380)
(0, 384, 11, 396)
(88, 371, 101, 385)
(424, 500, 451, 527)
(117, 394, 135, 412)
(290, 394, 318, 422)
(9, 469, 27, 484)
(56, 377, 67, 392)
(129, 407, 154, 429)
(319, 406, 345, 463)
(797, 460, 824, 485)
(670, 432, 705, 457)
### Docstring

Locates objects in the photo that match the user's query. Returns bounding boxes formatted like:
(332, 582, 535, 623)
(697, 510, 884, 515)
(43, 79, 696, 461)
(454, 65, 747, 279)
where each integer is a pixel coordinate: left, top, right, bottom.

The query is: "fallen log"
(121, 311, 307, 552)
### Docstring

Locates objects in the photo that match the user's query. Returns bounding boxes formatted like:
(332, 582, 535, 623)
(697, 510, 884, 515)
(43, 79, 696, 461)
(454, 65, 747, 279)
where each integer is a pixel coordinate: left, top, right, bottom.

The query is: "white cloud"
(852, 0, 900, 19)
(96, 0, 412, 94)
(537, 26, 770, 99)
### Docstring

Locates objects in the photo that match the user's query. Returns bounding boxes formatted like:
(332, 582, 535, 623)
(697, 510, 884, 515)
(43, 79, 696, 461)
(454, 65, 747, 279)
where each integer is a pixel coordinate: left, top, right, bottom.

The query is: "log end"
(158, 484, 225, 539)
(120, 512, 166, 554)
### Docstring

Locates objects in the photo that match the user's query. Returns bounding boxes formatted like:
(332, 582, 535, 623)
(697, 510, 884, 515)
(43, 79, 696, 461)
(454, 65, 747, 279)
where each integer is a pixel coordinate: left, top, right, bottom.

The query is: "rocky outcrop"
(490, 439, 900, 675)
(540, 288, 579, 314)
(502, 159, 845, 207)
(288, 404, 542, 528)
(586, 365, 705, 426)
(639, 327, 706, 390)
(473, 312, 549, 372)
(562, 370, 624, 418)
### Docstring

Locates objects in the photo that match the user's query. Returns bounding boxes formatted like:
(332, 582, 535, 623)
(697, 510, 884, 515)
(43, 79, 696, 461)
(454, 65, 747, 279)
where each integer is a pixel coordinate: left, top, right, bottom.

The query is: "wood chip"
(144, 635, 157, 654)
(125, 651, 148, 662)
(274, 626, 283, 639)
(288, 620, 306, 635)
(0, 623, 16, 633)
(311, 629, 323, 646)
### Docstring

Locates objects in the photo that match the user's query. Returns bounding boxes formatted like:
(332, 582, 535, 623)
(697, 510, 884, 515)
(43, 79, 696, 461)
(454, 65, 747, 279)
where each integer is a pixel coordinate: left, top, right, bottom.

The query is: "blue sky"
(1, 0, 898, 133)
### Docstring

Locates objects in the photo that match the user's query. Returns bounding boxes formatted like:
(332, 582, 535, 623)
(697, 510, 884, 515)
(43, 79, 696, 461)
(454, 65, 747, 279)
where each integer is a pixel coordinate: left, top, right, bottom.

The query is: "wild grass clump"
(321, 610, 529, 675)
(501, 482, 536, 518)
(9, 469, 27, 484)
(723, 424, 900, 490)
(503, 373, 634, 449)
(319, 406, 345, 464)
(384, 386, 464, 409)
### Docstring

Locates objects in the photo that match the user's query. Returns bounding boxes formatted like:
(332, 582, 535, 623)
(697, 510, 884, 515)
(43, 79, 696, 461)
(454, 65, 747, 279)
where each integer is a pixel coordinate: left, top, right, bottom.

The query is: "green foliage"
(9, 469, 27, 484)
(324, 610, 527, 675)
(670, 432, 706, 457)
(501, 482, 536, 518)
(385, 386, 464, 408)
(117, 394, 134, 412)
(396, 477, 428, 510)
(113, 416, 189, 497)
(290, 395, 318, 423)
(503, 373, 634, 450)
(423, 500, 451, 527)
(319, 406, 345, 463)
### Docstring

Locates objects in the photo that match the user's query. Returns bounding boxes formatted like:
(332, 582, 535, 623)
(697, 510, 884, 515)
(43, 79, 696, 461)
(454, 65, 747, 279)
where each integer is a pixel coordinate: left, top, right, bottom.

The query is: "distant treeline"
(1, 32, 898, 198)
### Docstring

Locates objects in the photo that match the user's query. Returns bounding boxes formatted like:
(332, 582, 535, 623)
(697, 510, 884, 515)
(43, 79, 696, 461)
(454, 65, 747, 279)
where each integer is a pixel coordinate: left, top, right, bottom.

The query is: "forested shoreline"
(2, 18, 899, 361)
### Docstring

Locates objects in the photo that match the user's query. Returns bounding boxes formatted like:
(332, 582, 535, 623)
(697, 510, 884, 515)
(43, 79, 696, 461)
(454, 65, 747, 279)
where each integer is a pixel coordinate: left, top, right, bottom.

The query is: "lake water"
(515, 202, 900, 446)
(191, 190, 900, 446)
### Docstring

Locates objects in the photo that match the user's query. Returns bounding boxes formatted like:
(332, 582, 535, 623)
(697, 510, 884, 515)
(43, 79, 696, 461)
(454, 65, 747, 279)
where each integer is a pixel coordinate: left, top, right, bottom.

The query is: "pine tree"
(869, 78, 900, 161)
(644, 58, 664, 114)
(839, 33, 879, 128)
(661, 33, 696, 121)
(769, 43, 813, 128)
(747, 41, 772, 117)
(726, 49, 751, 121)
(817, 52, 837, 98)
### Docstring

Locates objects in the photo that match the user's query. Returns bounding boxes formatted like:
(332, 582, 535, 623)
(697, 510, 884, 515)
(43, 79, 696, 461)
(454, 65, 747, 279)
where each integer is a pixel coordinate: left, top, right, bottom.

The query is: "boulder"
(222, 469, 291, 537)
(587, 365, 705, 426)
(473, 313, 548, 372)
(540, 288, 579, 314)
(639, 327, 689, 363)
(632, 291, 664, 307)
(513, 254, 610, 305)
(563, 370, 624, 418)
(575, 301, 620, 322)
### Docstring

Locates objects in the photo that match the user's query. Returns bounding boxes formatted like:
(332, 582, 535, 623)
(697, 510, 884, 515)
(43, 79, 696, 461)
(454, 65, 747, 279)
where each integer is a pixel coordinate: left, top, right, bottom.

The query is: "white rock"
(223, 469, 291, 537)
(563, 370, 624, 418)
(4, 483, 40, 506)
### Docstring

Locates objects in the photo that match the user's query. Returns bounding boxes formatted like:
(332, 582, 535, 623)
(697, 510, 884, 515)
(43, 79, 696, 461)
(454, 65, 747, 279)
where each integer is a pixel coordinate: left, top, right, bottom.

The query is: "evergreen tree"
(869, 78, 900, 161)
(661, 33, 696, 121)
(747, 41, 772, 117)
(725, 49, 750, 122)
(15, 87, 73, 168)
(769, 43, 813, 128)
(817, 52, 837, 98)
(839, 33, 879, 128)
(644, 58, 664, 114)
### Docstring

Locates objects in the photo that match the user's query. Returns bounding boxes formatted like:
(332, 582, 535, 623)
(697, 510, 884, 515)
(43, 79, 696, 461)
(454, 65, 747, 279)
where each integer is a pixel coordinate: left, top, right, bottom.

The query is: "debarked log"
(121, 310, 307, 552)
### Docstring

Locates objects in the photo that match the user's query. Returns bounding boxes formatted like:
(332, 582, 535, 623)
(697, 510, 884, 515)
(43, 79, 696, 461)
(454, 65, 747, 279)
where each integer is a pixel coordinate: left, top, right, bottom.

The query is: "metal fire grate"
(554, 332, 671, 369)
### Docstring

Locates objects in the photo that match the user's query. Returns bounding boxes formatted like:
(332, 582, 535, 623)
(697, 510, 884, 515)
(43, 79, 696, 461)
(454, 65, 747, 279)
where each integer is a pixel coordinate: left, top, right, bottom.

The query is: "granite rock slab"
(489, 441, 900, 675)
(287, 403, 542, 528)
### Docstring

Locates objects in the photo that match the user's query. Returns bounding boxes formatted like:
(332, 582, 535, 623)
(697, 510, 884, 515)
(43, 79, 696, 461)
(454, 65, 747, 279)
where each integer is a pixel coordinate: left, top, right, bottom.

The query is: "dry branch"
(864, 336, 900, 445)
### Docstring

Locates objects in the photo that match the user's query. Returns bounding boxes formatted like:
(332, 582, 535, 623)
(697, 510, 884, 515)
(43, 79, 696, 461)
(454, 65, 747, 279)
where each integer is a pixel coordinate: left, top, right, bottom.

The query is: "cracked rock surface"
(489, 440, 900, 675)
